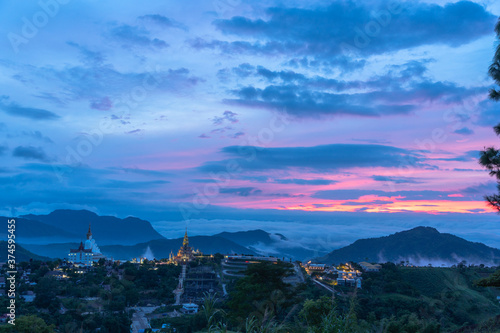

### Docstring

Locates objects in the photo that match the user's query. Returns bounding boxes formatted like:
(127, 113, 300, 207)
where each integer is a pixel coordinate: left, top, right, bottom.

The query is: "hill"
(102, 236, 257, 260)
(0, 241, 50, 262)
(19, 209, 165, 245)
(0, 217, 78, 244)
(21, 235, 256, 260)
(215, 229, 326, 261)
(215, 229, 283, 247)
(357, 264, 500, 331)
(317, 226, 500, 265)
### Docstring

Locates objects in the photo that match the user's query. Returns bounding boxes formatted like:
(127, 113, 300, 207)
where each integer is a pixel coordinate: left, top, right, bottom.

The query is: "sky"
(2, 0, 500, 250)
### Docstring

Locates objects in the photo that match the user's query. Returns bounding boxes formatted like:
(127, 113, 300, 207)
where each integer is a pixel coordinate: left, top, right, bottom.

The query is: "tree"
(476, 270, 500, 287)
(481, 18, 500, 210)
(34, 277, 61, 313)
(227, 261, 293, 323)
(489, 18, 500, 101)
(202, 292, 226, 332)
(15, 315, 55, 333)
(299, 296, 335, 327)
(298, 295, 359, 333)
(478, 17, 500, 287)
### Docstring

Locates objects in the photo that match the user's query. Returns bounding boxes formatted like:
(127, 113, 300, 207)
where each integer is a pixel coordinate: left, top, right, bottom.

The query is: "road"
(221, 261, 246, 277)
(130, 307, 152, 333)
(312, 279, 336, 294)
(222, 269, 245, 277)
(293, 263, 305, 283)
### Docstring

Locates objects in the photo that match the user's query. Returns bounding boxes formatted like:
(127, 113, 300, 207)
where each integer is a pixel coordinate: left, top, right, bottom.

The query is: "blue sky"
(2, 0, 500, 249)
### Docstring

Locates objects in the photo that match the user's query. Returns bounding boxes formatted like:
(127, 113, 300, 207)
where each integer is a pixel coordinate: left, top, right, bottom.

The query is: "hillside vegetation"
(357, 264, 500, 332)
(319, 227, 500, 265)
(0, 241, 50, 262)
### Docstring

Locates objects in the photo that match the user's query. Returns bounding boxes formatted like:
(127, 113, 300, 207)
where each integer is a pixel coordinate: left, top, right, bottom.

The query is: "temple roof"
(70, 241, 92, 253)
(86, 223, 92, 240)
(183, 227, 189, 246)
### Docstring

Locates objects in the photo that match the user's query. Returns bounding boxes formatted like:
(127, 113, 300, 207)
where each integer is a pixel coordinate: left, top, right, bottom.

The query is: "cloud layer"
(0, 0, 498, 248)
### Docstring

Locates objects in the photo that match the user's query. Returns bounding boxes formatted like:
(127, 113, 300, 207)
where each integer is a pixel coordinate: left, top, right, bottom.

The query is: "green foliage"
(383, 314, 440, 333)
(100, 312, 132, 332)
(227, 261, 294, 323)
(213, 253, 224, 262)
(297, 295, 358, 333)
(107, 290, 127, 311)
(358, 265, 500, 331)
(8, 256, 500, 332)
(363, 263, 420, 297)
(0, 241, 50, 262)
(476, 269, 500, 287)
(244, 314, 286, 333)
(299, 296, 335, 327)
(13, 315, 55, 333)
(489, 18, 500, 100)
(34, 277, 61, 313)
(203, 292, 225, 331)
(481, 18, 500, 210)
(1, 259, 187, 332)
(151, 313, 207, 333)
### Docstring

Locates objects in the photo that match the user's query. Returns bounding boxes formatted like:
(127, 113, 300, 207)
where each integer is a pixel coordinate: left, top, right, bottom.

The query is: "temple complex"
(68, 224, 106, 266)
(168, 228, 200, 264)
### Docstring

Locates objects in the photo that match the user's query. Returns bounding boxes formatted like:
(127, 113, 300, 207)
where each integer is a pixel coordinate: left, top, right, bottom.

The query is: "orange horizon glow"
(280, 200, 495, 214)
(208, 195, 496, 214)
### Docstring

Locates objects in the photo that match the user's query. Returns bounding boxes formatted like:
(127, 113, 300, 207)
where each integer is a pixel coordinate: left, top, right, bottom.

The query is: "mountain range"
(5, 210, 500, 265)
(0, 241, 50, 262)
(4, 210, 321, 260)
(214, 229, 326, 260)
(22, 236, 257, 260)
(214, 229, 287, 246)
(2, 210, 165, 245)
(317, 226, 500, 266)
(0, 217, 78, 244)
(22, 228, 323, 261)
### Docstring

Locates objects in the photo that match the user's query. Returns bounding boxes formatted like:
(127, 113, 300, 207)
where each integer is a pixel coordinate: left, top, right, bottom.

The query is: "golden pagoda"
(168, 228, 199, 264)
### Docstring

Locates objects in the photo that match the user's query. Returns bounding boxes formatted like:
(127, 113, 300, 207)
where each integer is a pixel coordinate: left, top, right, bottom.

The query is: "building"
(45, 270, 68, 280)
(68, 224, 106, 267)
(168, 228, 200, 264)
(222, 255, 279, 278)
(182, 266, 218, 303)
(306, 263, 326, 273)
(181, 303, 199, 314)
(21, 291, 36, 302)
(359, 262, 382, 272)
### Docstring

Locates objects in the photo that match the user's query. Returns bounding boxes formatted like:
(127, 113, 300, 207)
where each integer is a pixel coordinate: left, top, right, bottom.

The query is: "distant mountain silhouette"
(215, 229, 285, 247)
(0, 217, 78, 243)
(21, 235, 256, 260)
(0, 241, 50, 262)
(20, 210, 164, 245)
(102, 236, 257, 260)
(215, 229, 326, 261)
(317, 226, 500, 265)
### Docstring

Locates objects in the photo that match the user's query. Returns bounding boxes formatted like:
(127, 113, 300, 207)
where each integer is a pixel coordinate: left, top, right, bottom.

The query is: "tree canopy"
(488, 18, 500, 101)
(480, 18, 500, 211)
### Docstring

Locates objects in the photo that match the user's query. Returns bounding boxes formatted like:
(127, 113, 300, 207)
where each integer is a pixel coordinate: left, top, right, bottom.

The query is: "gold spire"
(86, 223, 92, 240)
(183, 227, 189, 246)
